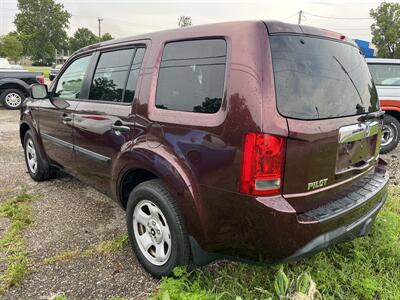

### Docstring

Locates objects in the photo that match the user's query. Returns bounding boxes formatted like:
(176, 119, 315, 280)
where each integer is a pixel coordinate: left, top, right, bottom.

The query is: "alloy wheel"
(4, 92, 22, 108)
(381, 124, 395, 147)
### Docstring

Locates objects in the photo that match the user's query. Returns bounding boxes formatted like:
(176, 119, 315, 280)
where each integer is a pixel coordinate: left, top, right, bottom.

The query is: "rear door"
(269, 34, 381, 212)
(73, 46, 146, 194)
(39, 54, 92, 172)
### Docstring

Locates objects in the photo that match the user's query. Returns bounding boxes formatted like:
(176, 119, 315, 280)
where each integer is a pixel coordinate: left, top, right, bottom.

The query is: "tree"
(178, 16, 192, 27)
(69, 28, 98, 52)
(0, 33, 23, 63)
(100, 33, 113, 42)
(14, 0, 71, 64)
(370, 2, 400, 58)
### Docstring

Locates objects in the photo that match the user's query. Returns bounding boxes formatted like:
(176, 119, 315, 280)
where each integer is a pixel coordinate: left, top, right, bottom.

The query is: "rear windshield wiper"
(332, 55, 364, 104)
(358, 110, 385, 122)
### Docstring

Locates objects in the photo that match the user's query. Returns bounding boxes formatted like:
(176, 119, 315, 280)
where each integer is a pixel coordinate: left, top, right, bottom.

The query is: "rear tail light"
(240, 133, 286, 196)
(36, 75, 45, 84)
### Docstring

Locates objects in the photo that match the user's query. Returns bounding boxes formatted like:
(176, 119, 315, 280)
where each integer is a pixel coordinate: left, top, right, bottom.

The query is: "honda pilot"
(20, 21, 389, 277)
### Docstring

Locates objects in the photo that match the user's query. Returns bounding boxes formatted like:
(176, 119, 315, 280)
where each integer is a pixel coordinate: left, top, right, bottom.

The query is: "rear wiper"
(332, 55, 364, 104)
(358, 110, 385, 122)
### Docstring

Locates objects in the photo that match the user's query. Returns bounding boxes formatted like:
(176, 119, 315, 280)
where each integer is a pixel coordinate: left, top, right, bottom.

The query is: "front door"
(39, 54, 93, 173)
(73, 46, 146, 194)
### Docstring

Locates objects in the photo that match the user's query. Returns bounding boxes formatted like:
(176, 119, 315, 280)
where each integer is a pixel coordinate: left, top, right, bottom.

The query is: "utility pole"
(298, 10, 303, 25)
(98, 18, 103, 39)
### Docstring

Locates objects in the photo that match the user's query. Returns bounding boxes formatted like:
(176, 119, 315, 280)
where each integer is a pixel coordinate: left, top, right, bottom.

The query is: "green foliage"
(14, 0, 70, 63)
(178, 16, 192, 28)
(0, 32, 23, 63)
(101, 33, 114, 42)
(0, 190, 36, 293)
(370, 2, 400, 58)
(69, 28, 98, 52)
(152, 186, 400, 299)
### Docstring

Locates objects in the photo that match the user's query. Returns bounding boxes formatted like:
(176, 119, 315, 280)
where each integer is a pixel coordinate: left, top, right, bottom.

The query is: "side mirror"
(49, 74, 55, 81)
(30, 84, 49, 99)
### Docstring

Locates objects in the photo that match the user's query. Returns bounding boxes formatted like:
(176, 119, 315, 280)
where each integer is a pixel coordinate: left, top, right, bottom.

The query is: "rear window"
(270, 35, 379, 120)
(155, 39, 226, 114)
(368, 63, 400, 86)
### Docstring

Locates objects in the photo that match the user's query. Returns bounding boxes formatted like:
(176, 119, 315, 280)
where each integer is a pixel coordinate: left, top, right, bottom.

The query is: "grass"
(25, 66, 51, 78)
(152, 186, 400, 300)
(0, 190, 36, 293)
(43, 234, 129, 265)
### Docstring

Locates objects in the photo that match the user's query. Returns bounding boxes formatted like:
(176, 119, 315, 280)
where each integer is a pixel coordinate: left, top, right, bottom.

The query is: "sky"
(0, 0, 398, 41)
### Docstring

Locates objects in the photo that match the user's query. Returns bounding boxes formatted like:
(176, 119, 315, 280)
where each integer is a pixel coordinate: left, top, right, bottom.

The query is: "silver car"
(366, 58, 400, 153)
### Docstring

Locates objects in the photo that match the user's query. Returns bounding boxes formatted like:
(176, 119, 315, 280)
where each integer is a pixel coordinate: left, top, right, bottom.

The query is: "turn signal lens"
(240, 133, 285, 196)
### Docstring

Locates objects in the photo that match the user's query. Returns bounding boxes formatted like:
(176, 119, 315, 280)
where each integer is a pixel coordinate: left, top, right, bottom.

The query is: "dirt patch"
(0, 108, 157, 299)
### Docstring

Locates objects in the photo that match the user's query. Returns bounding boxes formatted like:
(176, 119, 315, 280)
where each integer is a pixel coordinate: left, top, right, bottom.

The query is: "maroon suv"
(21, 21, 389, 277)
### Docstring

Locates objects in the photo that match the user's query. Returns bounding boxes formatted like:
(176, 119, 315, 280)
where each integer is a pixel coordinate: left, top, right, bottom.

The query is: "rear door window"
(123, 47, 145, 103)
(270, 35, 379, 120)
(155, 39, 227, 113)
(89, 48, 135, 102)
(368, 63, 400, 86)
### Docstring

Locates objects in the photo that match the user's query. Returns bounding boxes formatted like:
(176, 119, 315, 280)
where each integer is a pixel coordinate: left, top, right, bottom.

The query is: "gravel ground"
(0, 108, 158, 299)
(0, 107, 399, 299)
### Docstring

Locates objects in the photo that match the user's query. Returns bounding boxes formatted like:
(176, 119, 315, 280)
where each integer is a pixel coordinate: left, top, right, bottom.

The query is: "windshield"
(270, 35, 379, 120)
(368, 63, 400, 86)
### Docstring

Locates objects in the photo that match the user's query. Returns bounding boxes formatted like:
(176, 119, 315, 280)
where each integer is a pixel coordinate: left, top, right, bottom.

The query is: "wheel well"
(20, 123, 31, 145)
(119, 169, 158, 209)
(385, 110, 400, 121)
(0, 83, 28, 97)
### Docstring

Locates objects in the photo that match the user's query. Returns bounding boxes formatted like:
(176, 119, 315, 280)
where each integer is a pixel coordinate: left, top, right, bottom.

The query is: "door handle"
(111, 124, 131, 133)
(61, 113, 72, 123)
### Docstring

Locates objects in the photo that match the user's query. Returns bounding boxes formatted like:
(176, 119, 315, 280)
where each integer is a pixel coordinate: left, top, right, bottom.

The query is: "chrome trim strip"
(338, 121, 380, 143)
(41, 133, 110, 163)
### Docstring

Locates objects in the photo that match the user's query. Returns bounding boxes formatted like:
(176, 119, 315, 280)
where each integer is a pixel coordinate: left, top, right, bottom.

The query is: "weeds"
(43, 234, 129, 265)
(152, 186, 400, 299)
(0, 190, 35, 293)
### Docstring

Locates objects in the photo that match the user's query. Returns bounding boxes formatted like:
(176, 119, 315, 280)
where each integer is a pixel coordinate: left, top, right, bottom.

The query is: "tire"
(23, 130, 56, 181)
(380, 115, 400, 154)
(126, 179, 191, 277)
(1, 89, 25, 110)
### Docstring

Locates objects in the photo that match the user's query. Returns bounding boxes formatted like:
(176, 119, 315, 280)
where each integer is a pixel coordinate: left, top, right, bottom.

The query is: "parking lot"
(0, 107, 399, 299)
(0, 108, 157, 299)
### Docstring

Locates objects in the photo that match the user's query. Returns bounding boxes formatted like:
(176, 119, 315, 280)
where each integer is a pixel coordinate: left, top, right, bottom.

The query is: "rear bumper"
(281, 191, 387, 263)
(190, 168, 389, 265)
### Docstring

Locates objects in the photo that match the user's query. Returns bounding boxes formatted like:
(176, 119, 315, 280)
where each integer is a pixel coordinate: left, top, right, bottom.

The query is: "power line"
(303, 11, 373, 20)
(282, 12, 298, 21)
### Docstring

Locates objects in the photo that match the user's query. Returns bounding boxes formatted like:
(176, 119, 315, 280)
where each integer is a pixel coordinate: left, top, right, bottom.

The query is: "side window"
(54, 55, 91, 99)
(89, 48, 135, 102)
(155, 39, 227, 113)
(123, 47, 145, 103)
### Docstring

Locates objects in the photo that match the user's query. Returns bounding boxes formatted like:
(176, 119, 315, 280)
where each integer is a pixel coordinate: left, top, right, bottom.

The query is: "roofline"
(72, 20, 354, 56)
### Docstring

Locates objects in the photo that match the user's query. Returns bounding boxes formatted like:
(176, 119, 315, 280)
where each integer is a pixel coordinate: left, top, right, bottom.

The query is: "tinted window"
(270, 35, 378, 120)
(368, 63, 400, 86)
(123, 48, 145, 103)
(54, 55, 91, 99)
(89, 49, 134, 102)
(156, 39, 226, 113)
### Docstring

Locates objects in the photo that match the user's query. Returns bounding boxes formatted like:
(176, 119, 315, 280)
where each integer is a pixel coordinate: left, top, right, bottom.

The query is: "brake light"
(240, 133, 285, 196)
(36, 75, 45, 84)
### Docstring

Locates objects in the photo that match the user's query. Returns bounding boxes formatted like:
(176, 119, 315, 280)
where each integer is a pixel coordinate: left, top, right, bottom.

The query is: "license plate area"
(336, 121, 380, 174)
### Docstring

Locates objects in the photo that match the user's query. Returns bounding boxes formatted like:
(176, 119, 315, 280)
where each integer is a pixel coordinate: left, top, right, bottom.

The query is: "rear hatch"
(267, 25, 382, 212)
